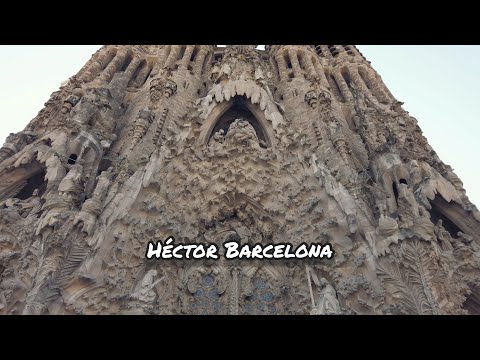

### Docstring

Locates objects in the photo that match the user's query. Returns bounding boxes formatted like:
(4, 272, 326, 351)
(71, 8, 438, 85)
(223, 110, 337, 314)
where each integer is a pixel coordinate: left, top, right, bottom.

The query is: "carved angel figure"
(311, 279, 341, 315)
(131, 270, 162, 303)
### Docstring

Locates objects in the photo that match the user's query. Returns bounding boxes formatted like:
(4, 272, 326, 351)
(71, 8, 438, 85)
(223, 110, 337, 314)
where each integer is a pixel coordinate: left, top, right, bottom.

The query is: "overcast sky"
(0, 45, 478, 207)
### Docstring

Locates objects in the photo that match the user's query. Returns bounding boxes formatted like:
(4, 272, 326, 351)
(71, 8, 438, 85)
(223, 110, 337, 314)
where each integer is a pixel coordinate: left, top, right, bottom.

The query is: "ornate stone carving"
(224, 119, 260, 148)
(130, 109, 155, 150)
(305, 90, 318, 109)
(0, 45, 478, 315)
(74, 167, 113, 235)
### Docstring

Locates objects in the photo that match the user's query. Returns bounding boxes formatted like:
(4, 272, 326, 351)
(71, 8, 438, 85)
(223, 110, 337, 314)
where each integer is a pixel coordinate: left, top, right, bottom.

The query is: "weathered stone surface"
(0, 45, 479, 315)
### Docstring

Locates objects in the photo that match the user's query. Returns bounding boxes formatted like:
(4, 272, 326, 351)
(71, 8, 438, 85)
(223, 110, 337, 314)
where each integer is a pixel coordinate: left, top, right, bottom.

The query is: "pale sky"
(0, 45, 478, 207)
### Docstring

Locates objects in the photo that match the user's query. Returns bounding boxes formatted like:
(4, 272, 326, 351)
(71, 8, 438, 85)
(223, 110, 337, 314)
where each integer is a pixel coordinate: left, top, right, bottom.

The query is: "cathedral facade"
(0, 45, 479, 315)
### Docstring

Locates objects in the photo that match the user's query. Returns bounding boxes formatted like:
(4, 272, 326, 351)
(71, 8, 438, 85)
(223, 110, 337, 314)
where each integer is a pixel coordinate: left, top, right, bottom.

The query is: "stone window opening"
(101, 49, 117, 71)
(284, 54, 292, 69)
(341, 68, 354, 90)
(242, 276, 278, 315)
(214, 53, 223, 63)
(271, 58, 280, 80)
(345, 47, 354, 56)
(315, 46, 324, 57)
(129, 60, 146, 86)
(326, 72, 345, 102)
(67, 154, 78, 165)
(189, 273, 225, 315)
(392, 181, 399, 206)
(297, 53, 308, 79)
(328, 45, 339, 58)
(178, 46, 186, 61)
(190, 46, 199, 62)
(358, 67, 373, 91)
(399, 179, 408, 185)
(119, 53, 133, 72)
(129, 60, 153, 88)
(284, 53, 294, 80)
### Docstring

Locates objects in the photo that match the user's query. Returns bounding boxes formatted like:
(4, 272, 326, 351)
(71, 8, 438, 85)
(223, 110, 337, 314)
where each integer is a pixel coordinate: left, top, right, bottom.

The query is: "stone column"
(98, 50, 129, 84)
(80, 48, 114, 82)
(193, 47, 209, 75)
(275, 53, 289, 81)
(366, 69, 390, 104)
(313, 60, 331, 88)
(289, 49, 303, 78)
(131, 62, 152, 88)
(303, 53, 317, 79)
(164, 46, 181, 69)
(124, 56, 142, 83)
(349, 65, 371, 95)
(321, 45, 332, 60)
(149, 46, 170, 78)
(181, 45, 196, 69)
(333, 71, 353, 102)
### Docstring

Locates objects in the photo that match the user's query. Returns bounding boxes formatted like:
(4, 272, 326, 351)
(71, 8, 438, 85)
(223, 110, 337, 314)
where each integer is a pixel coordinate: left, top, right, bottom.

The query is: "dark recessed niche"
(208, 97, 269, 148)
(14, 170, 47, 200)
(67, 154, 78, 165)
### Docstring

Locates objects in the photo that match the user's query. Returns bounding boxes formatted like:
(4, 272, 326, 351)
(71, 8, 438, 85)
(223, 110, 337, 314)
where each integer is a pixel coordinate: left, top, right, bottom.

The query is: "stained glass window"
(190, 274, 225, 315)
(242, 277, 278, 315)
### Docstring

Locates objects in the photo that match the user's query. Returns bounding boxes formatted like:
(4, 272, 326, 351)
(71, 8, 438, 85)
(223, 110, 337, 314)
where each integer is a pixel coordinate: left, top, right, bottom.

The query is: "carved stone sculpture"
(0, 45, 479, 315)
(311, 281, 341, 315)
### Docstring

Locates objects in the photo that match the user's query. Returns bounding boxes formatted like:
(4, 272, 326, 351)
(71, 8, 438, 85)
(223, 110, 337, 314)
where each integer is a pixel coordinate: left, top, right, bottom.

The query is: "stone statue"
(45, 153, 66, 192)
(131, 269, 162, 303)
(397, 183, 418, 228)
(434, 220, 454, 252)
(210, 129, 225, 148)
(0, 189, 42, 221)
(73, 167, 114, 235)
(19, 189, 42, 219)
(92, 167, 114, 201)
(58, 162, 85, 205)
(371, 184, 388, 217)
(311, 278, 341, 315)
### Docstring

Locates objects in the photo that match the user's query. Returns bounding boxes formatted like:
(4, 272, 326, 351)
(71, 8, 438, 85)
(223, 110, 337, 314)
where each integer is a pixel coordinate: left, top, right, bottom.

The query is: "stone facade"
(0, 45, 479, 315)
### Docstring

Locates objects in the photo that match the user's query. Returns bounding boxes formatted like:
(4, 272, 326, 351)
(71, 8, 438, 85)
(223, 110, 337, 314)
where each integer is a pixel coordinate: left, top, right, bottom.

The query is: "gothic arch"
(199, 96, 276, 148)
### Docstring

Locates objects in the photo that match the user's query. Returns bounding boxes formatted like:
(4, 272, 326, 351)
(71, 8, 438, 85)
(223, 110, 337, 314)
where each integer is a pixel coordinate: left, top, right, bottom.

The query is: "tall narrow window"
(119, 53, 133, 72)
(315, 45, 324, 57)
(341, 68, 354, 90)
(326, 71, 345, 102)
(328, 45, 339, 57)
(178, 46, 186, 61)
